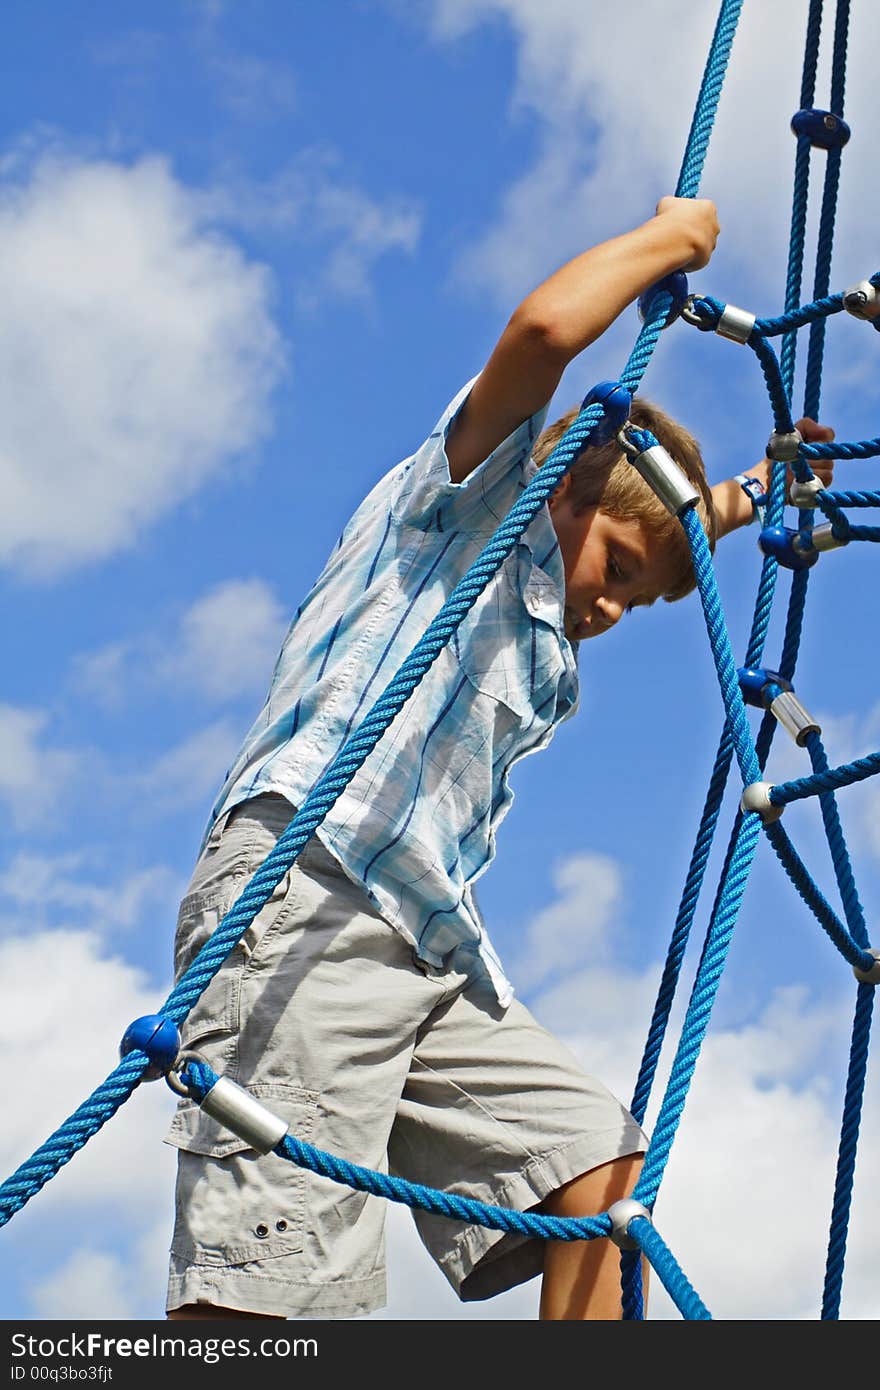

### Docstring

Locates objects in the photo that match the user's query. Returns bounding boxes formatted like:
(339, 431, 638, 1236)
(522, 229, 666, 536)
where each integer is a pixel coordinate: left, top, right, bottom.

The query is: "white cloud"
(133, 718, 245, 810)
(0, 704, 83, 829)
(202, 148, 422, 304)
(0, 149, 285, 578)
(0, 930, 177, 1222)
(0, 851, 180, 937)
(165, 578, 287, 700)
(30, 1250, 140, 1321)
(513, 851, 624, 988)
(0, 928, 178, 1319)
(73, 577, 288, 707)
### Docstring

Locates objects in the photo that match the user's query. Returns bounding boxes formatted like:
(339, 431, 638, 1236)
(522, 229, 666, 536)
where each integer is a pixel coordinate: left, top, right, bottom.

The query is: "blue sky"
(1, 0, 878, 1321)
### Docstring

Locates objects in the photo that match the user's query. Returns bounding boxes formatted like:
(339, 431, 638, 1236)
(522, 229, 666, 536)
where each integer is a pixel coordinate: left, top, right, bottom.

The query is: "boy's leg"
(388, 969, 649, 1319)
(537, 1154, 646, 1319)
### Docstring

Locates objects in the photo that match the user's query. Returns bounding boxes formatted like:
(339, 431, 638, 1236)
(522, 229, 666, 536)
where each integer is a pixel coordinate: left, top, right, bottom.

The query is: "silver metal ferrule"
(200, 1076, 290, 1154)
(717, 303, 756, 343)
(630, 443, 700, 516)
(843, 280, 880, 321)
(607, 1198, 652, 1251)
(795, 523, 849, 553)
(769, 690, 821, 746)
(853, 948, 880, 985)
(789, 476, 824, 508)
(766, 429, 803, 462)
(740, 781, 784, 823)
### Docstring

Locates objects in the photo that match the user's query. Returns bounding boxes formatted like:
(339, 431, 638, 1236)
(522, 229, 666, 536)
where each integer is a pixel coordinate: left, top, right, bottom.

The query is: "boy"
(164, 197, 833, 1320)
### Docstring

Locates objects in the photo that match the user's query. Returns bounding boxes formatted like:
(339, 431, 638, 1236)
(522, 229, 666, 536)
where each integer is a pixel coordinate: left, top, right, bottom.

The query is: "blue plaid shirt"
(206, 378, 579, 1004)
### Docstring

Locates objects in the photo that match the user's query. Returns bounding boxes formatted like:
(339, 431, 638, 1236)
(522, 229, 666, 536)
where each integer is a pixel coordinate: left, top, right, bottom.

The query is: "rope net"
(1, 0, 877, 1321)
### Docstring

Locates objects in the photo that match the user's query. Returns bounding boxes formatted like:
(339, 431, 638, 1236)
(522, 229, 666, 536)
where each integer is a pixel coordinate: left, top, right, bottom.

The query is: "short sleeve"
(392, 376, 550, 535)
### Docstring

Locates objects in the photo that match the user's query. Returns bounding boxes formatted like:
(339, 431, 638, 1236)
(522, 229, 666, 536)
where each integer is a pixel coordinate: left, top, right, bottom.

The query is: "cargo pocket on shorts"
(174, 858, 296, 1045)
(164, 1082, 319, 1266)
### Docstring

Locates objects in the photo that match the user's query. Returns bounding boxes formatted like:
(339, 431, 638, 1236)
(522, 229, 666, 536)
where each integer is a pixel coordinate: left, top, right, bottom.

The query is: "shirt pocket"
(456, 570, 566, 718)
(164, 1082, 319, 1265)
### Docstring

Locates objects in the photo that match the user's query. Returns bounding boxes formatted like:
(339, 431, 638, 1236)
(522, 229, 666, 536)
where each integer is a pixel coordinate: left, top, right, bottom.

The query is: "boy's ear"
(547, 471, 572, 511)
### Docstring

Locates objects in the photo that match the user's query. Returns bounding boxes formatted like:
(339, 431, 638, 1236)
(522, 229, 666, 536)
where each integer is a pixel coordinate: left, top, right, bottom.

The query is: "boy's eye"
(606, 553, 624, 582)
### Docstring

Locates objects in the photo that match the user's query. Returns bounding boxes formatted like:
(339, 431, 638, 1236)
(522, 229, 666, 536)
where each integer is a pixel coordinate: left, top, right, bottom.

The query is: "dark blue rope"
(801, 438, 880, 460)
(805, 731, 869, 949)
(756, 291, 844, 337)
(842, 525, 880, 542)
(820, 490, 880, 507)
(764, 822, 873, 972)
(748, 333, 796, 433)
(770, 751, 880, 806)
(822, 984, 876, 1318)
(804, 0, 850, 420)
(780, 0, 821, 394)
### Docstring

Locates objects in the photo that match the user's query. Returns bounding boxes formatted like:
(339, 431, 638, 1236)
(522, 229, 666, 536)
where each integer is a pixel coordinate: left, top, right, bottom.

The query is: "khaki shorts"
(164, 793, 647, 1318)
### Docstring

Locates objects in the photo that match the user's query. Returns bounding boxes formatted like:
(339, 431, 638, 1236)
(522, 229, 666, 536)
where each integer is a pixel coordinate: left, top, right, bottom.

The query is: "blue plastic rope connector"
(638, 272, 690, 329)
(738, 666, 791, 709)
(790, 108, 851, 149)
(580, 381, 633, 445)
(119, 1015, 181, 1081)
(758, 524, 819, 571)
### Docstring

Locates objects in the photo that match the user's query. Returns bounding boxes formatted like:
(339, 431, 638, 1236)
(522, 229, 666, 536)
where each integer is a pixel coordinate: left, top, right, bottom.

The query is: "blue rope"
(770, 751, 880, 806)
(780, 0, 824, 391)
(805, 732, 869, 949)
(804, 0, 850, 420)
(800, 437, 880, 460)
(822, 983, 876, 1318)
(764, 822, 873, 973)
(756, 291, 845, 337)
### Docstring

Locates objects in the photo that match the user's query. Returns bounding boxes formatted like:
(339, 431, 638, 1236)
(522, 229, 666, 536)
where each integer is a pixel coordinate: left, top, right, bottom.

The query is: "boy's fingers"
(794, 416, 835, 441)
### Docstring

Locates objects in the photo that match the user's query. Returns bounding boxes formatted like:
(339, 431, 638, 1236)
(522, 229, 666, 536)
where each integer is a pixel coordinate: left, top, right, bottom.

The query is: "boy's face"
(548, 478, 677, 642)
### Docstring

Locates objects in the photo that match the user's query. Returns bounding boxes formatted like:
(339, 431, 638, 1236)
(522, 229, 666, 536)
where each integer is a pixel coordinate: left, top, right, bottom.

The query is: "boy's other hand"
(655, 195, 720, 271)
(794, 417, 835, 489)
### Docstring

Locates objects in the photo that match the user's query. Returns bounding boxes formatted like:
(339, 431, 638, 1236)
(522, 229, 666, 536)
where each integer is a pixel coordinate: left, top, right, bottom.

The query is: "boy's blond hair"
(534, 397, 716, 602)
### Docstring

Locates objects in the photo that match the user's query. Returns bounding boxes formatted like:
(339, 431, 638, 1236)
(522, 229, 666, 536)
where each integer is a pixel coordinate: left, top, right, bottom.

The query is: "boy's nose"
(597, 596, 624, 628)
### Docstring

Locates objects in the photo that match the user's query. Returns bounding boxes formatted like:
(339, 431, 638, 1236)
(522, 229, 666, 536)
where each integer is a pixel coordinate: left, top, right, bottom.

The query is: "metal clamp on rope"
(606, 1198, 653, 1252)
(766, 428, 802, 463)
(681, 295, 755, 342)
(790, 476, 824, 508)
(805, 522, 849, 552)
(853, 949, 880, 985)
(738, 666, 821, 746)
(741, 781, 784, 824)
(617, 426, 699, 516)
(790, 108, 851, 150)
(842, 279, 880, 332)
(166, 1053, 289, 1155)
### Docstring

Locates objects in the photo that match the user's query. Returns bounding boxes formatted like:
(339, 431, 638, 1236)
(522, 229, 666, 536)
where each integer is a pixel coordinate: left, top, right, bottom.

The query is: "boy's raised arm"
(446, 197, 720, 484)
